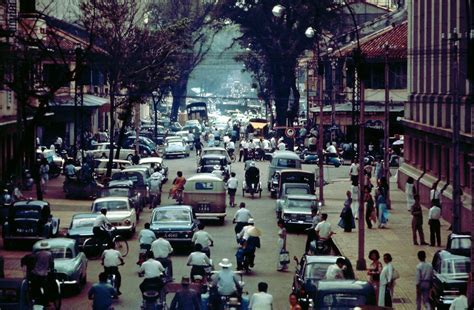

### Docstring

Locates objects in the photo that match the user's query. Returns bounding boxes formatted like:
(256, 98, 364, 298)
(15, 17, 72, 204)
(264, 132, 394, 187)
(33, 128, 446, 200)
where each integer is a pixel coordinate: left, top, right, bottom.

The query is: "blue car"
(67, 213, 97, 247)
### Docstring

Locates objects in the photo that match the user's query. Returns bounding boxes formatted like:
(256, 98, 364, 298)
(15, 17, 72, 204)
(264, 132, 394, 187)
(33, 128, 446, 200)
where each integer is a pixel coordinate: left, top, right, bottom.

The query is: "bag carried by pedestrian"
(279, 249, 290, 265)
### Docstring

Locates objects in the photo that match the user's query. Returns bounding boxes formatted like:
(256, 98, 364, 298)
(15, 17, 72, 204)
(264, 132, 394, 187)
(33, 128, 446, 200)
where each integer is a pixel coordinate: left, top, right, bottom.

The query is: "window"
(195, 182, 214, 190)
(322, 294, 367, 307)
(42, 64, 70, 88)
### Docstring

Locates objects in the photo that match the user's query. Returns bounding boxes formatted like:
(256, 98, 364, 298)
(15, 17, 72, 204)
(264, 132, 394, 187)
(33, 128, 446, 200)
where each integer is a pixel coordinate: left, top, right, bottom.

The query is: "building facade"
(398, 0, 473, 230)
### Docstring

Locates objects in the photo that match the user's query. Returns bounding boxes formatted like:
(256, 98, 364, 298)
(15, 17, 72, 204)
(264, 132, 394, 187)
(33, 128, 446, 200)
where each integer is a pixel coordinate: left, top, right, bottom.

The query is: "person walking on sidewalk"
(349, 159, 359, 186)
(350, 185, 359, 220)
(405, 177, 416, 211)
(378, 253, 395, 307)
(277, 219, 288, 271)
(411, 194, 429, 245)
(367, 249, 383, 304)
(416, 250, 433, 310)
(428, 203, 442, 247)
(376, 186, 389, 228)
(365, 188, 376, 229)
(226, 172, 238, 208)
(339, 191, 354, 233)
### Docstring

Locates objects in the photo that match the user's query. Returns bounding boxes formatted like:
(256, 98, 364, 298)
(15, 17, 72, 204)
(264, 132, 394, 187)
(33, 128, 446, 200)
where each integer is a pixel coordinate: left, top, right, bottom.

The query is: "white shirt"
(187, 251, 211, 266)
(237, 224, 253, 240)
(151, 238, 173, 258)
(325, 264, 344, 280)
(428, 206, 441, 220)
(139, 258, 164, 278)
(249, 291, 273, 310)
(315, 221, 333, 239)
(241, 141, 249, 149)
(449, 295, 468, 310)
(93, 214, 110, 228)
(277, 142, 286, 151)
(430, 188, 440, 201)
(139, 229, 156, 245)
(248, 141, 256, 149)
(227, 141, 235, 149)
(350, 163, 359, 176)
(192, 230, 213, 248)
(326, 145, 337, 154)
(102, 249, 123, 267)
(234, 208, 252, 223)
(227, 177, 238, 189)
(262, 140, 270, 149)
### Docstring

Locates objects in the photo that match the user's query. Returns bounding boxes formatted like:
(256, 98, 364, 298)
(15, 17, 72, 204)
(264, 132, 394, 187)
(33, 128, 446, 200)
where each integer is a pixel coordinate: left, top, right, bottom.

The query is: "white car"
(164, 141, 190, 158)
(91, 197, 137, 236)
(200, 147, 231, 164)
(89, 143, 135, 161)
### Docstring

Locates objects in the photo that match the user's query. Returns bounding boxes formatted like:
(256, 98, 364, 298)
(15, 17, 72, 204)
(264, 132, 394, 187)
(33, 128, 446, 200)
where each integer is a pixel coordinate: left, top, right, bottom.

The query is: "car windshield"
(14, 208, 40, 219)
(305, 262, 332, 280)
(102, 188, 130, 197)
(320, 293, 367, 309)
(93, 201, 128, 212)
(287, 199, 315, 209)
(71, 217, 95, 229)
(168, 142, 183, 147)
(286, 188, 310, 195)
(153, 209, 191, 224)
(202, 159, 222, 166)
(441, 258, 470, 274)
(50, 247, 74, 259)
(451, 238, 471, 250)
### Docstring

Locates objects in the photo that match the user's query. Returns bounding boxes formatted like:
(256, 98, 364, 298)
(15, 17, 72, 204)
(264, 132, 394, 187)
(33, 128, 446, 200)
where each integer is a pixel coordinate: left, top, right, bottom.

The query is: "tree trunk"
(170, 73, 190, 122)
(114, 103, 133, 160)
(106, 81, 117, 179)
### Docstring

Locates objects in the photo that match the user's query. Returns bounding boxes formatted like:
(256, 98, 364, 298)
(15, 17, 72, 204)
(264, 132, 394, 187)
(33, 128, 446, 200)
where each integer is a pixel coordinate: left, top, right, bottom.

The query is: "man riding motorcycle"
(211, 258, 242, 308)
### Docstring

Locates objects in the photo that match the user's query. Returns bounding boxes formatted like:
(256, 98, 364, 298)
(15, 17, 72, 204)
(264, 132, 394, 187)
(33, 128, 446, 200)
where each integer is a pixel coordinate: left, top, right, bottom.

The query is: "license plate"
(198, 204, 210, 212)
(166, 232, 178, 238)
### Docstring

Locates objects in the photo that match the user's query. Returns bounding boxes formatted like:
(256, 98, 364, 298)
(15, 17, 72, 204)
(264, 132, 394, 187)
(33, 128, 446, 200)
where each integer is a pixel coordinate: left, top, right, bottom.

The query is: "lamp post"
(327, 47, 337, 143)
(383, 44, 391, 207)
(152, 90, 160, 143)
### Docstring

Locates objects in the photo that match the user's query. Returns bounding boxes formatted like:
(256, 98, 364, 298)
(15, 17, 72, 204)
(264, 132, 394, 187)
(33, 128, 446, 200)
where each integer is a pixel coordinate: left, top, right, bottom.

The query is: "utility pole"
(318, 61, 325, 205)
(384, 44, 391, 206)
(450, 29, 462, 233)
(330, 59, 337, 143)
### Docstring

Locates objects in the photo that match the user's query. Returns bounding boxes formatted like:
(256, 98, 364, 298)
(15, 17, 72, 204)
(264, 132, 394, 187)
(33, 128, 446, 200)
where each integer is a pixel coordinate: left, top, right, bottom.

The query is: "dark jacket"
(170, 287, 201, 310)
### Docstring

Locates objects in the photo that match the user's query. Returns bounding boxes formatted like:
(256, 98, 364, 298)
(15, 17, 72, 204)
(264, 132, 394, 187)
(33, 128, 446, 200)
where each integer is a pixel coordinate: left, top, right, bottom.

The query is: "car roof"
(152, 205, 193, 213)
(280, 169, 312, 174)
(286, 194, 317, 200)
(436, 250, 470, 261)
(201, 154, 226, 159)
(305, 255, 346, 264)
(203, 147, 226, 151)
(122, 167, 148, 173)
(272, 151, 300, 159)
(33, 238, 76, 250)
(13, 200, 49, 208)
(139, 157, 163, 164)
(188, 173, 223, 182)
(449, 233, 471, 239)
(107, 180, 133, 187)
(94, 159, 130, 163)
(317, 280, 372, 291)
(72, 213, 97, 220)
(93, 197, 129, 203)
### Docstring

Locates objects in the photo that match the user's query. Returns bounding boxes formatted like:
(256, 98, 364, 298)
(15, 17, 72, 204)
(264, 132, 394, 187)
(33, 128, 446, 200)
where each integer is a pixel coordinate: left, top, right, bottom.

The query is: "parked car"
(32, 238, 88, 292)
(163, 140, 190, 158)
(271, 169, 315, 199)
(89, 143, 135, 161)
(430, 250, 470, 309)
(67, 213, 97, 248)
(0, 278, 32, 309)
(149, 205, 199, 249)
(292, 255, 355, 308)
(313, 280, 376, 309)
(277, 194, 321, 228)
(139, 157, 169, 181)
(93, 159, 131, 182)
(98, 181, 143, 218)
(91, 197, 137, 236)
(2, 200, 60, 249)
(200, 147, 232, 164)
(446, 233, 471, 257)
(267, 151, 302, 190)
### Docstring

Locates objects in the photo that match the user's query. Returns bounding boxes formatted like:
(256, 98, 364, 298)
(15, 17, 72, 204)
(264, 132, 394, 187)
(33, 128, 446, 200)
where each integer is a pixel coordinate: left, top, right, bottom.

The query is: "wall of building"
(399, 0, 473, 231)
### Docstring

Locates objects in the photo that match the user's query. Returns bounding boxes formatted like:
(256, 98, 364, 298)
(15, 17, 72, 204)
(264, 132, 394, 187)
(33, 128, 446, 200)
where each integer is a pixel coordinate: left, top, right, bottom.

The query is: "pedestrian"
(349, 159, 359, 186)
(411, 194, 429, 245)
(325, 257, 346, 280)
(249, 282, 273, 310)
(365, 188, 376, 229)
(39, 158, 49, 193)
(428, 203, 442, 247)
(194, 138, 203, 156)
(169, 277, 201, 310)
(449, 286, 468, 310)
(339, 191, 354, 233)
(239, 139, 249, 162)
(289, 293, 302, 310)
(226, 172, 238, 208)
(305, 208, 320, 253)
(367, 249, 383, 303)
(378, 253, 396, 308)
(405, 177, 416, 211)
(376, 186, 388, 228)
(276, 219, 288, 271)
(233, 202, 252, 236)
(88, 272, 117, 310)
(416, 250, 433, 310)
(277, 139, 286, 151)
(351, 184, 359, 220)
(430, 181, 441, 206)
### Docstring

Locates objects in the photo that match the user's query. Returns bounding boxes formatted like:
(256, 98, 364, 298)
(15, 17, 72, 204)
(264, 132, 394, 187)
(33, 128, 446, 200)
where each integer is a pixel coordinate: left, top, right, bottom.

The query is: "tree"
(148, 0, 218, 121)
(80, 0, 186, 177)
(215, 0, 339, 126)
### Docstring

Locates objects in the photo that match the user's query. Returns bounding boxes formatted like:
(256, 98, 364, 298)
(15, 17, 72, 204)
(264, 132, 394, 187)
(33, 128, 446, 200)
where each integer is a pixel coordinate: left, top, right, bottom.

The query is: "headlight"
(123, 218, 131, 225)
(318, 202, 322, 207)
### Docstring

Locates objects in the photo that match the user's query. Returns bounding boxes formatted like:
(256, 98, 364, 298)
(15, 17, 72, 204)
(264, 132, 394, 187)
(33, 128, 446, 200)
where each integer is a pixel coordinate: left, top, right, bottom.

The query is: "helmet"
(100, 207, 108, 214)
(249, 161, 256, 167)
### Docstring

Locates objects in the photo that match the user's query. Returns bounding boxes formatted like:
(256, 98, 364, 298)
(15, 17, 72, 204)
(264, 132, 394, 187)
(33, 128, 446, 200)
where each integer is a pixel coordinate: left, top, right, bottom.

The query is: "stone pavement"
(323, 173, 447, 310)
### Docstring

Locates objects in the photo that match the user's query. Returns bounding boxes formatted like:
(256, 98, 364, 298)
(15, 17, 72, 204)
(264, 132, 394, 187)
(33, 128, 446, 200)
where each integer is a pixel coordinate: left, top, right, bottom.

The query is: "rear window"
(451, 238, 471, 250)
(321, 293, 367, 308)
(14, 209, 40, 219)
(275, 158, 298, 168)
(286, 188, 310, 195)
(441, 259, 470, 274)
(93, 201, 128, 212)
(195, 182, 214, 190)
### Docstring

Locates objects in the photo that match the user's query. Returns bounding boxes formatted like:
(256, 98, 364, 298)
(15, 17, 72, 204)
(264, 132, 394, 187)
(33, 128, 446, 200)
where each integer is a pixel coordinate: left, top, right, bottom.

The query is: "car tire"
(218, 217, 225, 225)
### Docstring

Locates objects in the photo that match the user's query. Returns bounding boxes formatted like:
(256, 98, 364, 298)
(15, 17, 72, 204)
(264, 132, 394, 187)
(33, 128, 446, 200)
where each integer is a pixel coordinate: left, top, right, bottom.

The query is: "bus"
(186, 102, 208, 122)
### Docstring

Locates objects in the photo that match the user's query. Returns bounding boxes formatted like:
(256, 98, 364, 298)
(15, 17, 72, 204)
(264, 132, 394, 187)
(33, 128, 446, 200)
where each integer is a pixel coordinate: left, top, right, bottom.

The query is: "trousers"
(429, 219, 441, 246)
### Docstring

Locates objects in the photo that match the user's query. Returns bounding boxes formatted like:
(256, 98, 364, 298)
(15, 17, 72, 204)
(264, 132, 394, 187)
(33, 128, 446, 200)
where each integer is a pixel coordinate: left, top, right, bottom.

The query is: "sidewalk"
(323, 175, 448, 310)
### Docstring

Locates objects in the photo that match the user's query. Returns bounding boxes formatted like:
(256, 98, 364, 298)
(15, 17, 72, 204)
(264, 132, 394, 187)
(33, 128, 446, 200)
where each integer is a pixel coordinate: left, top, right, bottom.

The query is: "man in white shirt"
(187, 244, 212, 280)
(151, 237, 174, 278)
(139, 251, 165, 293)
(416, 250, 433, 310)
(93, 208, 112, 245)
(326, 142, 337, 154)
(277, 140, 286, 151)
(233, 202, 253, 235)
(102, 243, 124, 295)
(237, 218, 255, 241)
(449, 286, 468, 310)
(249, 282, 273, 310)
(349, 160, 359, 186)
(138, 223, 156, 251)
(428, 204, 441, 247)
(315, 213, 334, 240)
(325, 258, 345, 280)
(192, 223, 214, 257)
(239, 139, 249, 162)
(226, 172, 239, 208)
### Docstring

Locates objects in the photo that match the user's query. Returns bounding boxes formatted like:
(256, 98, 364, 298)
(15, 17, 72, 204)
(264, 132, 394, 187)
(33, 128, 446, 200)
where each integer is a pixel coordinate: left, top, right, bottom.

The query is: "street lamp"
(151, 90, 160, 144)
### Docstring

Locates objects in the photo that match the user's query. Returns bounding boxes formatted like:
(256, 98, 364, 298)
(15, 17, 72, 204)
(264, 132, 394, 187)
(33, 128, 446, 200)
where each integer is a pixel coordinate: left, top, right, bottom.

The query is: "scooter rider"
(211, 258, 242, 307)
(186, 244, 212, 281)
(30, 242, 54, 306)
(139, 223, 156, 252)
(139, 251, 165, 294)
(151, 237, 174, 279)
(93, 208, 113, 245)
(191, 223, 214, 258)
(233, 202, 252, 236)
(314, 213, 335, 254)
(102, 242, 124, 295)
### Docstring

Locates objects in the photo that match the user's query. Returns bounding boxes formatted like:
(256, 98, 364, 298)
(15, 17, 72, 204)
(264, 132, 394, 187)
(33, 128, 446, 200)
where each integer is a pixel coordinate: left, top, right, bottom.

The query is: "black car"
(197, 154, 230, 174)
(292, 254, 355, 309)
(314, 280, 376, 309)
(2, 200, 60, 249)
(446, 233, 471, 257)
(430, 250, 470, 309)
(149, 205, 199, 250)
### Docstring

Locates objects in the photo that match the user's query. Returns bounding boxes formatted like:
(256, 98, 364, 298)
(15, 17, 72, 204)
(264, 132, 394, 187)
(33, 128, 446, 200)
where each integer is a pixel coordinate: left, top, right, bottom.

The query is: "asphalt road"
(2, 153, 351, 309)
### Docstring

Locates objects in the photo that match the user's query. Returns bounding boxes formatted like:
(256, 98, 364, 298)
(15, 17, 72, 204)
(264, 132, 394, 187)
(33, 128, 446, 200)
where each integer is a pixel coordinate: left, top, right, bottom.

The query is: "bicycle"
(82, 228, 129, 259)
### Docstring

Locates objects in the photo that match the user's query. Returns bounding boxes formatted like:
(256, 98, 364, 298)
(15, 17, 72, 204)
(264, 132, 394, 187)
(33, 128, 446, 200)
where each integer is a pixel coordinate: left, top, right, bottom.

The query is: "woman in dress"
(169, 171, 186, 199)
(376, 179, 389, 228)
(39, 159, 50, 193)
(340, 191, 354, 232)
(277, 219, 288, 271)
(378, 253, 395, 307)
(405, 177, 416, 211)
(365, 188, 375, 229)
(367, 249, 383, 303)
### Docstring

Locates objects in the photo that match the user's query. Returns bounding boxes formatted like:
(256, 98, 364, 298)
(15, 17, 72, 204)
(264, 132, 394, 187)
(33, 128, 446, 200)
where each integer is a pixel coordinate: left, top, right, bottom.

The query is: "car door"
(430, 253, 442, 303)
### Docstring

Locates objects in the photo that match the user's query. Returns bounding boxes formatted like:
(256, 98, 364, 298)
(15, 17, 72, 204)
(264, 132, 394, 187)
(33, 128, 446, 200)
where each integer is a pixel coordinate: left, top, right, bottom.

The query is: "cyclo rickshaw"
(242, 161, 262, 198)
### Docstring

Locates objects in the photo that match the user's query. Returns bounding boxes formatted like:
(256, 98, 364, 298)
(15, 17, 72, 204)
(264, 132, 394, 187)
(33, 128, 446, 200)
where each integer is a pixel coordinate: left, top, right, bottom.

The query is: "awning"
(50, 94, 109, 108)
(250, 122, 268, 130)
